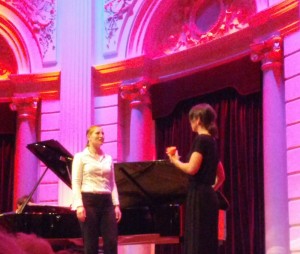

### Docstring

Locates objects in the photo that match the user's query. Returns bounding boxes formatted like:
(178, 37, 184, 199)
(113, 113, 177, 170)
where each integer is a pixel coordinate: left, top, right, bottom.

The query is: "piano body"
(0, 140, 188, 250)
(0, 140, 81, 239)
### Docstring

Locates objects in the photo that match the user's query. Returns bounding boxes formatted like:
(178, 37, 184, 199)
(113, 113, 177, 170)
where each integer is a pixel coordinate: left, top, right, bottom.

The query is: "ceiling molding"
(93, 0, 299, 95)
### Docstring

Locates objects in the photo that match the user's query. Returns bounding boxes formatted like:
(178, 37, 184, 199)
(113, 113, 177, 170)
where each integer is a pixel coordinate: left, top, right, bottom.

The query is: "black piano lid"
(27, 140, 73, 188)
(114, 160, 188, 209)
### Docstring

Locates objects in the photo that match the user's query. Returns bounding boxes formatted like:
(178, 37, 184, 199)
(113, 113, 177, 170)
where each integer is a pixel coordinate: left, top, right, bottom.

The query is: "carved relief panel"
(141, 0, 256, 57)
(99, 0, 257, 59)
(104, 0, 135, 55)
(0, 0, 57, 64)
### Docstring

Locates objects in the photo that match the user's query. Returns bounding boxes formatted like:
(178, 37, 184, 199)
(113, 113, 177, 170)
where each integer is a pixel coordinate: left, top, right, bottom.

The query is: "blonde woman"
(72, 126, 122, 254)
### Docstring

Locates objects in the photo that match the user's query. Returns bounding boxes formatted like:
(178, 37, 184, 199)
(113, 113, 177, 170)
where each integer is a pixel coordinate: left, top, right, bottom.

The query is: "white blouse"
(71, 147, 120, 209)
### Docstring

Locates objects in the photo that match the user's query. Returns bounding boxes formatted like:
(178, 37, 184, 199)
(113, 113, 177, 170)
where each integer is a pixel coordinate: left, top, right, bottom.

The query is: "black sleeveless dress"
(183, 134, 219, 254)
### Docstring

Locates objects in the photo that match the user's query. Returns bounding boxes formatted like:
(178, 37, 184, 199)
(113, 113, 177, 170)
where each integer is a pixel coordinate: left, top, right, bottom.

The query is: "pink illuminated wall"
(284, 31, 300, 252)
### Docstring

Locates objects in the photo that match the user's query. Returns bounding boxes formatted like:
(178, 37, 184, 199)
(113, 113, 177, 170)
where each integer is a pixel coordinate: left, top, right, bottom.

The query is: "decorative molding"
(104, 0, 135, 55)
(93, 56, 151, 95)
(10, 95, 40, 120)
(1, 72, 61, 100)
(250, 36, 283, 84)
(93, 0, 299, 94)
(163, 3, 250, 54)
(0, 14, 32, 72)
(9, 72, 60, 84)
(1, 0, 57, 62)
(119, 77, 150, 107)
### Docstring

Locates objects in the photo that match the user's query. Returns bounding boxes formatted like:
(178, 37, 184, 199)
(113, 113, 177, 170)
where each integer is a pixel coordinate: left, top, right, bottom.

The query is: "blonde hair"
(86, 125, 101, 147)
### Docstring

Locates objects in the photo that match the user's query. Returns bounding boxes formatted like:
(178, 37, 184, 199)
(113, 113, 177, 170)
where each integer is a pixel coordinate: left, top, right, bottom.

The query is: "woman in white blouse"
(72, 125, 122, 254)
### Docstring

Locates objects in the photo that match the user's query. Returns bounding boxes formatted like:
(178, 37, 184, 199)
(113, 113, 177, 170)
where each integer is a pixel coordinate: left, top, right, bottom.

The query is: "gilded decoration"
(250, 36, 283, 84)
(103, 0, 256, 56)
(119, 78, 150, 107)
(164, 0, 253, 54)
(10, 95, 40, 120)
(145, 0, 255, 55)
(1, 0, 57, 60)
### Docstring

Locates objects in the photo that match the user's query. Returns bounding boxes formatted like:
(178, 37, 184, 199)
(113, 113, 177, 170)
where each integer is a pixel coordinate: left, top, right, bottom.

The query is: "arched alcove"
(0, 34, 18, 78)
(0, 3, 43, 73)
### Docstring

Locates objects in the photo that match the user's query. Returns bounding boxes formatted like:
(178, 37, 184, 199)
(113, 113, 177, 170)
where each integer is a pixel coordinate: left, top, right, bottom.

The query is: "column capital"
(10, 94, 40, 120)
(119, 78, 150, 108)
(250, 36, 283, 84)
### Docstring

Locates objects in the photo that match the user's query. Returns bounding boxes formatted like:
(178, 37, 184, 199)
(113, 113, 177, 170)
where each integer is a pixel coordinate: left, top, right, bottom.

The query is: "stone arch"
(0, 3, 43, 74)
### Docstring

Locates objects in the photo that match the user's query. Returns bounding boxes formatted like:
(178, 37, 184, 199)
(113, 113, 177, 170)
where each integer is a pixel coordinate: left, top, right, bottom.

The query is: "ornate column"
(120, 78, 156, 162)
(119, 79, 156, 254)
(10, 94, 39, 209)
(251, 36, 289, 254)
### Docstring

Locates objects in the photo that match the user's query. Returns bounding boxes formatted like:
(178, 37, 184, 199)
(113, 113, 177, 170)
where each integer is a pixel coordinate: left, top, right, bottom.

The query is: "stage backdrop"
(153, 56, 264, 254)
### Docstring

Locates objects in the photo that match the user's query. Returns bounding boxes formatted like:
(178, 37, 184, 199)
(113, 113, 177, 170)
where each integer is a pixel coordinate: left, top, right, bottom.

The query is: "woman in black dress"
(167, 103, 221, 254)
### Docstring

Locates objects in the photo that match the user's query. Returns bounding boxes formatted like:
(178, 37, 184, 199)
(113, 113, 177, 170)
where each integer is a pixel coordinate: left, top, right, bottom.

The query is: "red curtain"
(0, 103, 16, 213)
(0, 135, 15, 213)
(155, 88, 265, 254)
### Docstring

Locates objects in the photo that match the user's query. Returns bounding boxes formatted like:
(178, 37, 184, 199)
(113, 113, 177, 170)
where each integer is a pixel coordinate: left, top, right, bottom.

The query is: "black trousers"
(80, 193, 118, 254)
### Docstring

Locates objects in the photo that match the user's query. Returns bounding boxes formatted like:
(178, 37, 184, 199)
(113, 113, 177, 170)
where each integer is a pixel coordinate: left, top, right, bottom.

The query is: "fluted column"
(59, 0, 92, 205)
(10, 95, 39, 209)
(251, 36, 289, 254)
(119, 79, 156, 254)
(120, 78, 156, 162)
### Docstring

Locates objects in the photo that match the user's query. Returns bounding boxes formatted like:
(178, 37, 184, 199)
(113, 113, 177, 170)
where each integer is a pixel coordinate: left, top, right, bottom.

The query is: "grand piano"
(0, 140, 188, 248)
(0, 140, 81, 238)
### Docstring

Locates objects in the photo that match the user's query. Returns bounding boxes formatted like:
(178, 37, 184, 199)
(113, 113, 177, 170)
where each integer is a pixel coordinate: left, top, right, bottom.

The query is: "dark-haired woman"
(167, 103, 221, 254)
